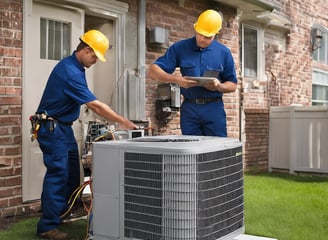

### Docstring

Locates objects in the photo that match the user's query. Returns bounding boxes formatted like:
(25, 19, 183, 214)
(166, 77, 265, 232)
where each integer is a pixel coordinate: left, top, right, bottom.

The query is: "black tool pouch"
(29, 112, 47, 141)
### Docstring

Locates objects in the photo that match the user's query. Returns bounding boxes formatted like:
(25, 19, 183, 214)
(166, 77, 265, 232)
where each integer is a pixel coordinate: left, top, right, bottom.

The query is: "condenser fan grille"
(123, 146, 243, 240)
(124, 153, 163, 239)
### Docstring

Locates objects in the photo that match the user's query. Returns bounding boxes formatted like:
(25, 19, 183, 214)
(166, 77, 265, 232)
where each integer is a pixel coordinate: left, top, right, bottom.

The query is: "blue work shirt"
(154, 36, 237, 99)
(37, 51, 97, 123)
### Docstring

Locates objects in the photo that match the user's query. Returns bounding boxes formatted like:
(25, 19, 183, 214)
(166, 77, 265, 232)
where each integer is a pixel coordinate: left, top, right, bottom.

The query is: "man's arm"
(203, 79, 237, 93)
(86, 100, 137, 130)
(148, 64, 198, 89)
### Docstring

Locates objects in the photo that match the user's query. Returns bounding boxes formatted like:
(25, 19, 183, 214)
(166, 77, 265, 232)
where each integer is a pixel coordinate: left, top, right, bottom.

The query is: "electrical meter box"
(157, 83, 180, 108)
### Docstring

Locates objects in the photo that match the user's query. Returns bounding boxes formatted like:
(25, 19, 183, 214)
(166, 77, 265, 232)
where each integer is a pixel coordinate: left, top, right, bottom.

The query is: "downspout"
(137, 0, 146, 119)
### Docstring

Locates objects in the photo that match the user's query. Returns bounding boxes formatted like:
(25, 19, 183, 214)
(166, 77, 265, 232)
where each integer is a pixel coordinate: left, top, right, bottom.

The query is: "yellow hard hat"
(194, 9, 222, 37)
(80, 30, 109, 62)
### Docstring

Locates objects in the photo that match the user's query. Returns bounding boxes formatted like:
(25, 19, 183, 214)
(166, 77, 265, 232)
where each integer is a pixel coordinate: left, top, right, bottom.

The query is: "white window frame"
(312, 69, 328, 106)
(241, 23, 265, 80)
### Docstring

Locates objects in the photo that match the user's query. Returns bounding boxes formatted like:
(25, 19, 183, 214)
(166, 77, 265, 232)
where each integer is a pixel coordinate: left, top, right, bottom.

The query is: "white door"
(22, 1, 84, 202)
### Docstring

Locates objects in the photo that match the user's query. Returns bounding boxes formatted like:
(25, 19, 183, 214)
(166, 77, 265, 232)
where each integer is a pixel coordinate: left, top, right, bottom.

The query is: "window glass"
(244, 27, 258, 78)
(312, 29, 327, 64)
(40, 18, 71, 60)
(40, 19, 47, 59)
(319, 32, 326, 63)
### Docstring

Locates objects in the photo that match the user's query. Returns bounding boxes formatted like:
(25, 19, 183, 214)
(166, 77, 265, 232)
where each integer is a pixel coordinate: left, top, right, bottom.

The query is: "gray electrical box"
(149, 27, 169, 44)
(157, 83, 180, 108)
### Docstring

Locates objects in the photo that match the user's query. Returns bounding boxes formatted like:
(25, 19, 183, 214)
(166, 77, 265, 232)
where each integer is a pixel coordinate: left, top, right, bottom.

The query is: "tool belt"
(29, 111, 56, 141)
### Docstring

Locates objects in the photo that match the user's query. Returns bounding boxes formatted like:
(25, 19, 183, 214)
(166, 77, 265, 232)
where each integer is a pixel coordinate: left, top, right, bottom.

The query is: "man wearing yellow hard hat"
(35, 30, 138, 240)
(149, 9, 237, 137)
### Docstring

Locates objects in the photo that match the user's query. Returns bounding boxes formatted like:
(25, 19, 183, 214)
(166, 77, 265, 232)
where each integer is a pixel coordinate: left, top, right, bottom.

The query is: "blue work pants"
(180, 100, 227, 137)
(36, 121, 80, 233)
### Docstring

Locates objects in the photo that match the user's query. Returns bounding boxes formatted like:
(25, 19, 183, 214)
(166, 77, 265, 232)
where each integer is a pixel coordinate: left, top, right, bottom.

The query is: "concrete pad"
(233, 234, 278, 240)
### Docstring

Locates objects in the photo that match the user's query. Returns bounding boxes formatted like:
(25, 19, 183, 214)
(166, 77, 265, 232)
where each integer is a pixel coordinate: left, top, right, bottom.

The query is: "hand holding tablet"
(185, 70, 220, 86)
(185, 76, 216, 86)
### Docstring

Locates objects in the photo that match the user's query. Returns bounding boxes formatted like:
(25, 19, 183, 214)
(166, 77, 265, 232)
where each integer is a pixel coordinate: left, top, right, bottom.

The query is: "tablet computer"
(203, 70, 219, 78)
(185, 76, 215, 85)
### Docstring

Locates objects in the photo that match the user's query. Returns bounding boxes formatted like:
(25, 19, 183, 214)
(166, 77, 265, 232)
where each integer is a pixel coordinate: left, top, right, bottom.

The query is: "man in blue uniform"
(35, 30, 138, 240)
(148, 9, 237, 137)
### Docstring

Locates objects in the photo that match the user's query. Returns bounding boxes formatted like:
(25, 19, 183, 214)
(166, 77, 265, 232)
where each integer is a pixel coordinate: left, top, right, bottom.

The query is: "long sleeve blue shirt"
(37, 52, 97, 123)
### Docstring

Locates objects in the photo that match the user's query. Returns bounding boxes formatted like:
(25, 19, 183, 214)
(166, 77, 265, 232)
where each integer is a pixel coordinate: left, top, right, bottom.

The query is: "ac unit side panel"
(93, 144, 123, 195)
(92, 144, 125, 239)
(93, 193, 120, 239)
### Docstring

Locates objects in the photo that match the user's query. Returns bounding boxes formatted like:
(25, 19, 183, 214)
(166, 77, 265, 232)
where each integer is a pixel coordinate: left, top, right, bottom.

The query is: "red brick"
(0, 186, 21, 198)
(8, 195, 23, 207)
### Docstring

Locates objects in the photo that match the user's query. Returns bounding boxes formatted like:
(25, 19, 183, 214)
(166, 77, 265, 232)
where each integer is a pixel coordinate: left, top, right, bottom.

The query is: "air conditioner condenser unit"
(92, 135, 244, 240)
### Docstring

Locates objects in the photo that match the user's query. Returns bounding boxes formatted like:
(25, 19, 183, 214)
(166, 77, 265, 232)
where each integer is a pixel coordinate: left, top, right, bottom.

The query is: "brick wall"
(242, 109, 270, 172)
(0, 0, 38, 218)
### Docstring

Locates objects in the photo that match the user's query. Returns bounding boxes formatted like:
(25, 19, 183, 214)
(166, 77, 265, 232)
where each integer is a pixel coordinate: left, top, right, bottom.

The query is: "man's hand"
(148, 64, 198, 88)
(176, 76, 198, 88)
(202, 78, 221, 91)
(118, 119, 139, 130)
(86, 100, 138, 130)
(203, 79, 237, 93)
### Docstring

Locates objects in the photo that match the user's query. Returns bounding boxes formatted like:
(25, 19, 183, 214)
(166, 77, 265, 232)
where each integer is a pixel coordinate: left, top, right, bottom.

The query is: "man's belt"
(34, 113, 73, 126)
(56, 120, 73, 126)
(185, 97, 222, 104)
(29, 113, 73, 141)
(46, 118, 73, 126)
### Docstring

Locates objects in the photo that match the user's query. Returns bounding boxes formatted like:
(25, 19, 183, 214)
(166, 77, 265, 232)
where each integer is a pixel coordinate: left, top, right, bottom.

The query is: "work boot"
(37, 229, 69, 240)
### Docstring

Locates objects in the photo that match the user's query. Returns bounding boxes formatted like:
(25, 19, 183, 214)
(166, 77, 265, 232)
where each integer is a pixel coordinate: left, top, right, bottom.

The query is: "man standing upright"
(148, 9, 237, 137)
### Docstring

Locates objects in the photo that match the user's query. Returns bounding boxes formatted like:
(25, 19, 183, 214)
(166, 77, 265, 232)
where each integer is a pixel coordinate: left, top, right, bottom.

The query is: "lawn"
(0, 217, 87, 240)
(0, 173, 327, 240)
(244, 173, 328, 240)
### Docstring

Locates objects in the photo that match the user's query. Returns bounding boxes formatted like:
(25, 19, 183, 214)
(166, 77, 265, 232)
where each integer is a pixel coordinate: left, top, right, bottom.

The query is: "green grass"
(244, 173, 328, 240)
(0, 173, 327, 240)
(0, 218, 87, 240)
